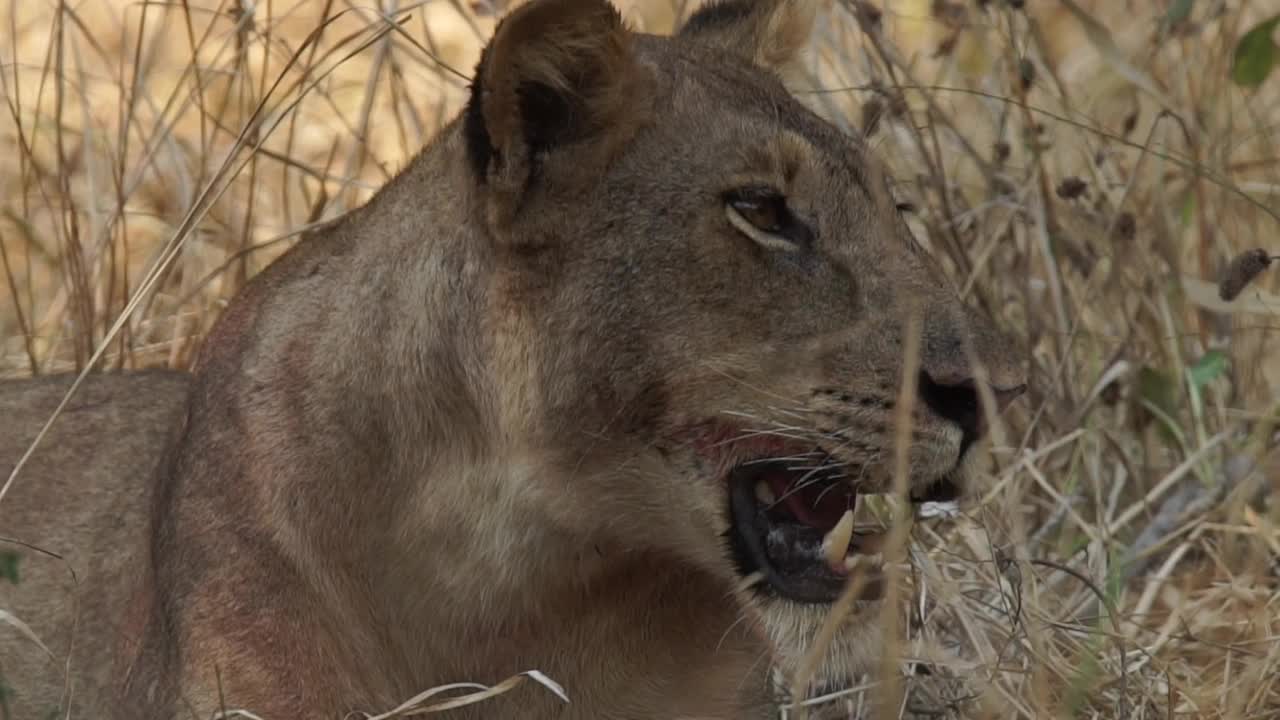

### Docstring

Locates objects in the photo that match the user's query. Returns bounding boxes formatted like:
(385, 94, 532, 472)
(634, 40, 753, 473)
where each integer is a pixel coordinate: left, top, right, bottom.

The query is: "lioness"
(0, 370, 189, 716)
(0, 0, 1025, 717)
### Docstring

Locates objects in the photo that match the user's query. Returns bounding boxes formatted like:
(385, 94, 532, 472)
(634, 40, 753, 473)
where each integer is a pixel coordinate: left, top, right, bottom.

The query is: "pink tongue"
(768, 473, 852, 532)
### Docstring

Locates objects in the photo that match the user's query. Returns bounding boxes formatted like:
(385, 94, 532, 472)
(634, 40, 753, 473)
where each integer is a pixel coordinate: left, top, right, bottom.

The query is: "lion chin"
(758, 596, 887, 689)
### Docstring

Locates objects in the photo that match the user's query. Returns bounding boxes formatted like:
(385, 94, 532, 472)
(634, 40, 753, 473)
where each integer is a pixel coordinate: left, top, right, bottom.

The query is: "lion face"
(466, 0, 1025, 690)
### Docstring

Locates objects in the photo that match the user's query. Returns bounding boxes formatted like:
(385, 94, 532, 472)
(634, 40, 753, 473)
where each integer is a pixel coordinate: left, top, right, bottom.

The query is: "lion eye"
(730, 195, 784, 233)
(723, 188, 811, 252)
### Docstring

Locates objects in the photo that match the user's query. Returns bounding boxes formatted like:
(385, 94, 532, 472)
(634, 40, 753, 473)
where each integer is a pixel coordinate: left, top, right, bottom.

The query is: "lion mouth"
(726, 457, 880, 604)
(725, 453, 963, 604)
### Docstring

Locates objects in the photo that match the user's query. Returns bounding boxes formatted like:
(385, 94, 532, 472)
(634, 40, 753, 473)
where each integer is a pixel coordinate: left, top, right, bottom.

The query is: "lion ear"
(678, 0, 816, 77)
(465, 0, 642, 229)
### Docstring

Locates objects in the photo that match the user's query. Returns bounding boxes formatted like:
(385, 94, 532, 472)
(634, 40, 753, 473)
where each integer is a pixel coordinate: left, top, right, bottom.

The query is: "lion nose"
(917, 371, 1026, 439)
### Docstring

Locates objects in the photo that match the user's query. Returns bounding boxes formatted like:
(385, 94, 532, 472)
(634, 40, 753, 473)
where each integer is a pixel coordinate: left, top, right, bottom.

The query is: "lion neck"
(221, 125, 674, 678)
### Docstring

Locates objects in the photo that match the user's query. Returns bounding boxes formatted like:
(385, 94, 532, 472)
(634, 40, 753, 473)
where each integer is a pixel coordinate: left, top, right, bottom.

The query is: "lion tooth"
(822, 509, 855, 568)
(735, 571, 765, 593)
(754, 481, 776, 505)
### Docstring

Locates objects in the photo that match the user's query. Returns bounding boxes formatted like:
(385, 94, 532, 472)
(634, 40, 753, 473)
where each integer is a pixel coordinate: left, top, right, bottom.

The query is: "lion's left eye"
(730, 194, 785, 233)
(723, 188, 812, 252)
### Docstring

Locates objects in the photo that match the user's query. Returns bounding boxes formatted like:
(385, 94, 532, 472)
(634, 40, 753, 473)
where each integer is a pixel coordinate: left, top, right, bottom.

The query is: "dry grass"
(3, 0, 1280, 718)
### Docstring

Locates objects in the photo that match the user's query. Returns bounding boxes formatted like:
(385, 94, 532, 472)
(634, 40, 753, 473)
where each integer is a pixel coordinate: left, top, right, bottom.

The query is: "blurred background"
(2, 0, 1279, 717)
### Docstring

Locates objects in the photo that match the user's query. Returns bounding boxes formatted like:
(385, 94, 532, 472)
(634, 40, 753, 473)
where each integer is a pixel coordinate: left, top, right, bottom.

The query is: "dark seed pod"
(931, 0, 966, 26)
(1113, 212, 1136, 242)
(1219, 249, 1275, 302)
(993, 141, 1011, 165)
(1099, 379, 1122, 407)
(1018, 58, 1036, 91)
(853, 0, 882, 27)
(1056, 177, 1087, 199)
(934, 31, 959, 58)
(1122, 109, 1139, 137)
(887, 92, 909, 118)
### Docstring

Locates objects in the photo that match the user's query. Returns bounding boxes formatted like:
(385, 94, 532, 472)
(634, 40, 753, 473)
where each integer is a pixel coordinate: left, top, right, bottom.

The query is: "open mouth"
(726, 452, 963, 604)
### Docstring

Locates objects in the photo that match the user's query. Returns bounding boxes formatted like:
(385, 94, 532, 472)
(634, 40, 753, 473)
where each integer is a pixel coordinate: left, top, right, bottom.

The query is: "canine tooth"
(735, 571, 765, 593)
(822, 509, 855, 568)
(754, 481, 776, 505)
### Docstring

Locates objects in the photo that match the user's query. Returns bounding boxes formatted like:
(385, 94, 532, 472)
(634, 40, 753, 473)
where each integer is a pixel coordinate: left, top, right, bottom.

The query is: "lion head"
(460, 0, 1026, 694)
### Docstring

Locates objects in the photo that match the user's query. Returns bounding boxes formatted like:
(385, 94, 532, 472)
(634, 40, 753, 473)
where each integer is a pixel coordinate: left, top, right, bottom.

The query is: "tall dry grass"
(2, 0, 1279, 718)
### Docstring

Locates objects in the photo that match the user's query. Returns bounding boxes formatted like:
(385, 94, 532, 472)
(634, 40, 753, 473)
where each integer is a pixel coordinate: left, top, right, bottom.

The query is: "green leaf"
(1179, 191, 1196, 227)
(1064, 642, 1103, 715)
(1164, 0, 1194, 31)
(1188, 350, 1229, 389)
(0, 552, 18, 586)
(1231, 14, 1280, 87)
(1104, 547, 1125, 604)
(1063, 532, 1091, 558)
(1138, 366, 1179, 418)
(1137, 365, 1185, 447)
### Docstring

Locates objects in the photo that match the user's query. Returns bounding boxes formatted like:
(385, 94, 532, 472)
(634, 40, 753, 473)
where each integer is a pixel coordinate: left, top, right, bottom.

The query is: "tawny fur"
(0, 1, 1024, 718)
(0, 371, 189, 718)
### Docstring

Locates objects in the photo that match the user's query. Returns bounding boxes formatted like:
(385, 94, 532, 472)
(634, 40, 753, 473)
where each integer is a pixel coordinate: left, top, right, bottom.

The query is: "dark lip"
(910, 433, 973, 504)
(726, 461, 884, 605)
(909, 473, 963, 504)
(725, 449, 968, 604)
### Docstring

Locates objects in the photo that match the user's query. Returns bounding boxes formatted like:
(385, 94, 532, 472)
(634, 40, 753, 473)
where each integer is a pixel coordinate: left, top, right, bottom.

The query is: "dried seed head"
(993, 141, 1011, 165)
(1219, 249, 1275, 302)
(1056, 177, 1088, 200)
(934, 31, 959, 58)
(887, 92, 909, 118)
(853, 0, 882, 27)
(1113, 212, 1137, 242)
(1018, 58, 1036, 91)
(1122, 109, 1140, 137)
(1099, 379, 1122, 406)
(931, 0, 966, 26)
